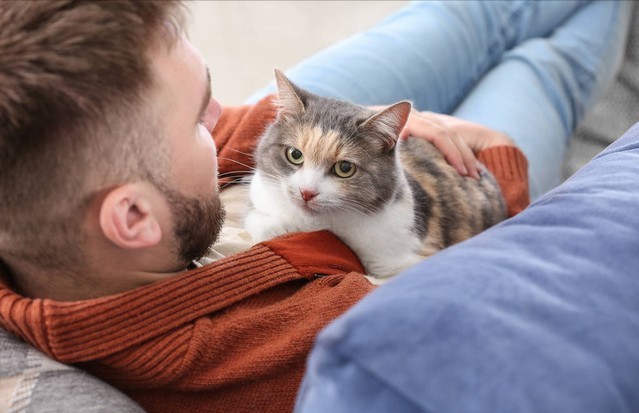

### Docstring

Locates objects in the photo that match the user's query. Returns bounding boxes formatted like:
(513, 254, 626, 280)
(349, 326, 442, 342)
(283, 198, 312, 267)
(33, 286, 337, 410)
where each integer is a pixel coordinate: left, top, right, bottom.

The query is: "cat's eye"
(286, 147, 304, 165)
(334, 161, 356, 178)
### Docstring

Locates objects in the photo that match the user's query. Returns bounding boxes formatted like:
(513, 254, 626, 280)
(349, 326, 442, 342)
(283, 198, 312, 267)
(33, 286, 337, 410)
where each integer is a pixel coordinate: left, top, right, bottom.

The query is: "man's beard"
(161, 185, 226, 266)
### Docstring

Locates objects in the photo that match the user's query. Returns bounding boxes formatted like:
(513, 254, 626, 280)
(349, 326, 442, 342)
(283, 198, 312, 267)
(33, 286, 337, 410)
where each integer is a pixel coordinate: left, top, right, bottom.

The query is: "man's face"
(150, 36, 225, 265)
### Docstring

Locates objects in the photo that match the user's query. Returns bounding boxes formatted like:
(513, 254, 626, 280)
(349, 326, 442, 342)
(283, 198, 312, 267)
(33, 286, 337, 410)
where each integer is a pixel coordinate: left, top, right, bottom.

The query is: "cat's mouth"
(296, 201, 321, 215)
(292, 197, 326, 215)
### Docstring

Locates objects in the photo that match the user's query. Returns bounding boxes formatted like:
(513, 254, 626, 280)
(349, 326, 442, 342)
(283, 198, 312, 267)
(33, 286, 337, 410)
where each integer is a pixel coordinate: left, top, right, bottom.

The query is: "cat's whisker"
(259, 174, 288, 186)
(218, 157, 257, 171)
(342, 199, 380, 215)
(219, 179, 251, 186)
(220, 182, 240, 190)
(218, 171, 254, 178)
(327, 202, 368, 216)
(225, 147, 257, 159)
(218, 175, 253, 182)
(219, 176, 249, 186)
(219, 176, 252, 182)
(218, 158, 283, 183)
(350, 206, 375, 215)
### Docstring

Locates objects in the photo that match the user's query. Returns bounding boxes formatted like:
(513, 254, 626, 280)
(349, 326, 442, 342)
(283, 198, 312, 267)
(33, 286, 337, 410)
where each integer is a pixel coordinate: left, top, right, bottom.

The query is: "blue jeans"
(247, 0, 632, 199)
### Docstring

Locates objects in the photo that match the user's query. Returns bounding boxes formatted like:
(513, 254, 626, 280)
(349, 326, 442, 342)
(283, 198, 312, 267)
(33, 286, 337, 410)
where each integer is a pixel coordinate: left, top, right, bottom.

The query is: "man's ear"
(99, 184, 162, 249)
(274, 68, 305, 118)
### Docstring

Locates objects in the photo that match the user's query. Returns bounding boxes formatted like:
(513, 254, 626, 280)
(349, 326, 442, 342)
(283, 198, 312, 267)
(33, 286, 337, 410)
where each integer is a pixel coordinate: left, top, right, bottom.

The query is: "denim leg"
(452, 0, 633, 198)
(245, 0, 588, 111)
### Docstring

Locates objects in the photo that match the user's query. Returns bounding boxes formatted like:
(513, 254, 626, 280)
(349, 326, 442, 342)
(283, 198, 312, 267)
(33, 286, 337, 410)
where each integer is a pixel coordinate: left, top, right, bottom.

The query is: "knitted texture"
(0, 232, 371, 413)
(477, 145, 529, 216)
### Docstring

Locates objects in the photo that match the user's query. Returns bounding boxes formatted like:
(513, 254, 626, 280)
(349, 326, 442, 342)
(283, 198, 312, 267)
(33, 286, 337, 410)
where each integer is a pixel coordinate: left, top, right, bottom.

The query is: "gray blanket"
(0, 329, 143, 413)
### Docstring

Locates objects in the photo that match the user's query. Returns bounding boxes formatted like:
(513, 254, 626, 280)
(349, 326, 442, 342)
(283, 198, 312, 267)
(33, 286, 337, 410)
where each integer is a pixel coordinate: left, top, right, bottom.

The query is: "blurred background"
(187, 1, 638, 178)
(188, 1, 407, 105)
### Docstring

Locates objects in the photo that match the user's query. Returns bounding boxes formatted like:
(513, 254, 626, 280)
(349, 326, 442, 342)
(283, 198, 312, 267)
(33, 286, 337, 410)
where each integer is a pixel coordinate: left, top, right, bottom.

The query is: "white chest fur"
(245, 171, 425, 278)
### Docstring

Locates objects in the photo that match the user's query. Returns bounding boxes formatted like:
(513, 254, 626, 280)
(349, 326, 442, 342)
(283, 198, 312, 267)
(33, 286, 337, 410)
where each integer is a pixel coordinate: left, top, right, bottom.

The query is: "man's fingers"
(403, 113, 470, 176)
(451, 133, 481, 179)
(436, 135, 468, 176)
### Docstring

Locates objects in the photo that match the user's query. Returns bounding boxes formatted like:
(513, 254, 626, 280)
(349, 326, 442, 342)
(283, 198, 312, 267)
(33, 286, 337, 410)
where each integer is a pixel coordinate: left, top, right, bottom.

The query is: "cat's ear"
(274, 68, 305, 118)
(360, 101, 412, 151)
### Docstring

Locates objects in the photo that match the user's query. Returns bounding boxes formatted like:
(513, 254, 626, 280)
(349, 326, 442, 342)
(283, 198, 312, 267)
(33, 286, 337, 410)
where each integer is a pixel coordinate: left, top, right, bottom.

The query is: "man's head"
(0, 1, 224, 299)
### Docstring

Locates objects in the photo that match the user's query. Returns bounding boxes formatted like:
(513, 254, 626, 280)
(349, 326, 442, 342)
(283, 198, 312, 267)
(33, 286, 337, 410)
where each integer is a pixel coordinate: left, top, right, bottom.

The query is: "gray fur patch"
(407, 174, 431, 240)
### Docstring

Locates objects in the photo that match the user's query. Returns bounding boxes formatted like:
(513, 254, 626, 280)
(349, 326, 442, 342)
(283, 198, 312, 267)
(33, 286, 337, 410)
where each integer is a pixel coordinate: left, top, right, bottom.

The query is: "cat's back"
(399, 138, 506, 250)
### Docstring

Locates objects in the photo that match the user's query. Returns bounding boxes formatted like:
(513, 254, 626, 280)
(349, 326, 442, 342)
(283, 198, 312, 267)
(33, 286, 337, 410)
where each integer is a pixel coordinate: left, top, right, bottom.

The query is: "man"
(0, 1, 631, 412)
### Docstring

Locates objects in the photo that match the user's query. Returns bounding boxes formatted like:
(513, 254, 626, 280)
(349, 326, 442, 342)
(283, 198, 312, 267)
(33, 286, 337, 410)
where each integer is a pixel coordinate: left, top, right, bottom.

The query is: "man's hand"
(371, 106, 515, 179)
(401, 110, 515, 179)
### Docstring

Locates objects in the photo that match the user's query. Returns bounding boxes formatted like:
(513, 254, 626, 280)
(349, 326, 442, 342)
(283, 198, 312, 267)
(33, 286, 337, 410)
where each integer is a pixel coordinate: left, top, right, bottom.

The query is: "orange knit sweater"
(0, 96, 529, 413)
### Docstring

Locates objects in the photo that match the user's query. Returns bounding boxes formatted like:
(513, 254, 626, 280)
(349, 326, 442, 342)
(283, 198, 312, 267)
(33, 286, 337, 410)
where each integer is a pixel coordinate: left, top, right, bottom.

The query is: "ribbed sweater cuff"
(477, 145, 530, 216)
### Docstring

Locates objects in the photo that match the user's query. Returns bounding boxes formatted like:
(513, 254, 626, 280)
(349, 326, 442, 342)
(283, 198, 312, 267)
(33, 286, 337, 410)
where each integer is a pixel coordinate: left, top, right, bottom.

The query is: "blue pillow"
(296, 122, 639, 413)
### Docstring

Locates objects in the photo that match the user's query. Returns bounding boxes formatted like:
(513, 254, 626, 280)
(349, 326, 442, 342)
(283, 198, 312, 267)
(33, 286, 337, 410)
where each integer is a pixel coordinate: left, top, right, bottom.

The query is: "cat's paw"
(245, 211, 294, 244)
(364, 253, 425, 279)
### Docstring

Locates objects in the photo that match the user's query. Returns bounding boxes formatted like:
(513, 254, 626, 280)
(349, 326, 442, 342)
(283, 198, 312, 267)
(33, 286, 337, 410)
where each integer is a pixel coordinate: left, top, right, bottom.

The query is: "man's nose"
(203, 97, 223, 132)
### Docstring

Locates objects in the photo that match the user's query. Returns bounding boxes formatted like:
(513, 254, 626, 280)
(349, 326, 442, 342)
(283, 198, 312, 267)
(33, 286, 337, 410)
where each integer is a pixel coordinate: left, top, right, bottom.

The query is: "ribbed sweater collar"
(0, 244, 305, 363)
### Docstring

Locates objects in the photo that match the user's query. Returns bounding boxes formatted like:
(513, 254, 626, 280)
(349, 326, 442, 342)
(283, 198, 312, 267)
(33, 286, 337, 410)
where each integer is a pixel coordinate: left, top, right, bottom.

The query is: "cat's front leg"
(245, 210, 298, 244)
(364, 253, 426, 280)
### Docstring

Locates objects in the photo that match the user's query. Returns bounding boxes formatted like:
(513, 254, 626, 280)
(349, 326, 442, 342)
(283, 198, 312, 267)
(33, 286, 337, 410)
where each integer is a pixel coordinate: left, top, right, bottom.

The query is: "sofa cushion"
(296, 122, 639, 413)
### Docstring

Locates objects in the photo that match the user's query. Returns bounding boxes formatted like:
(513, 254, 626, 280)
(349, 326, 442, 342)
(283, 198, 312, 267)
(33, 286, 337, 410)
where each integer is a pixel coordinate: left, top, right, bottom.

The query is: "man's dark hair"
(0, 1, 186, 271)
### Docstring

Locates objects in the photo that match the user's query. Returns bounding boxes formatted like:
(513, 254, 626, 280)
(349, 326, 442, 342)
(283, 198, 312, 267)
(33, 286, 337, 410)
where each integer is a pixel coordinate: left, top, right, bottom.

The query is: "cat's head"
(255, 69, 412, 216)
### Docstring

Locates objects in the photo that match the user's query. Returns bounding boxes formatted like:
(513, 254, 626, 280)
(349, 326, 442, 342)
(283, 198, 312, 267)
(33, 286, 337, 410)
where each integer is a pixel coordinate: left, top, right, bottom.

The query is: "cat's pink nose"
(300, 189, 318, 203)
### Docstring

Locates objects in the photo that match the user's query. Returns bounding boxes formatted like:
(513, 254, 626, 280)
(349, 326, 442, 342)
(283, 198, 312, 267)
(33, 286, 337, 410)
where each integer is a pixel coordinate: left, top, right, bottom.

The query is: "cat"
(245, 69, 507, 279)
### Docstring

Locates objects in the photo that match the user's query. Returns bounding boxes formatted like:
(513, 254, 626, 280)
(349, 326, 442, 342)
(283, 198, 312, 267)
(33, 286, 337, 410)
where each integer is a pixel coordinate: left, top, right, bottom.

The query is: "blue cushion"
(295, 122, 639, 413)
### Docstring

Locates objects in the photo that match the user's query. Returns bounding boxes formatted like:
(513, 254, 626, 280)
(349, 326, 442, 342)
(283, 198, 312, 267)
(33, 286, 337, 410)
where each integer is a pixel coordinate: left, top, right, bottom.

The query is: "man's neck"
(0, 257, 185, 301)
(1, 259, 90, 301)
